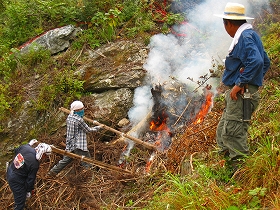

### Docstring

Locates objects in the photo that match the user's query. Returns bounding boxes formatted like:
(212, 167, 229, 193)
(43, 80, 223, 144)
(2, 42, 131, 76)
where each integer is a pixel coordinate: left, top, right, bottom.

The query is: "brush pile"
(0, 106, 222, 210)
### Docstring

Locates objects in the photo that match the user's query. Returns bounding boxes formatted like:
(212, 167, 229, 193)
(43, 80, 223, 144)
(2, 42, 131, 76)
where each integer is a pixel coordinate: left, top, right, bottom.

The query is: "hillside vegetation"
(0, 0, 279, 209)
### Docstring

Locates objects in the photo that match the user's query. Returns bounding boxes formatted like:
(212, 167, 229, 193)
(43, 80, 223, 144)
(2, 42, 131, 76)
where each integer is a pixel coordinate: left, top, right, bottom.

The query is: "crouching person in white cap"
(6, 140, 51, 210)
(48, 100, 103, 177)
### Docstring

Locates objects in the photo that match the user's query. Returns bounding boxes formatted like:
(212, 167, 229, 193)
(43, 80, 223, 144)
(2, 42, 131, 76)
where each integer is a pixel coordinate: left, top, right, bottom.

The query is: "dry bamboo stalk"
(173, 99, 192, 126)
(50, 145, 131, 175)
(54, 186, 67, 204)
(112, 111, 152, 144)
(59, 107, 156, 150)
(190, 152, 198, 172)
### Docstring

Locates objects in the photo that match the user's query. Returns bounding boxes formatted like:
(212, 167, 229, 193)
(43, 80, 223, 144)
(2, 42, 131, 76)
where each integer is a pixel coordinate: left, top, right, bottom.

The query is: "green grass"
(145, 78, 280, 209)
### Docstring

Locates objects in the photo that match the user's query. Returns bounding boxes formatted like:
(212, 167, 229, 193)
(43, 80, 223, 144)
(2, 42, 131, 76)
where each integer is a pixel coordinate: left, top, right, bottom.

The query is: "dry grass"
(0, 104, 222, 209)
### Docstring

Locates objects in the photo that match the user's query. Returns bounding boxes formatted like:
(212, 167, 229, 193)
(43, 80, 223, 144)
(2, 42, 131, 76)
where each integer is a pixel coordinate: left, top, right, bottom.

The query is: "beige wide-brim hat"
(214, 2, 254, 20)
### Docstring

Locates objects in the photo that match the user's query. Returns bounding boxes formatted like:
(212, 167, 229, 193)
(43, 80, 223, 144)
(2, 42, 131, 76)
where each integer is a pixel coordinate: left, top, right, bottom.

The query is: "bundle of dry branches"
(166, 110, 221, 174)
(0, 139, 159, 209)
(0, 104, 223, 209)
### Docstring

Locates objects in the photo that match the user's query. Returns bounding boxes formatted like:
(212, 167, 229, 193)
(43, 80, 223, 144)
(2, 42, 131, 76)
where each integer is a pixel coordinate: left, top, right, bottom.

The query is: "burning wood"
(118, 79, 214, 172)
(142, 81, 214, 173)
(117, 78, 214, 171)
(148, 84, 173, 151)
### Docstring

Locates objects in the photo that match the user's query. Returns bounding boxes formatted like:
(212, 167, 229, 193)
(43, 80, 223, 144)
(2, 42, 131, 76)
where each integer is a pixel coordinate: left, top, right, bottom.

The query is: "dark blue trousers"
(7, 167, 27, 210)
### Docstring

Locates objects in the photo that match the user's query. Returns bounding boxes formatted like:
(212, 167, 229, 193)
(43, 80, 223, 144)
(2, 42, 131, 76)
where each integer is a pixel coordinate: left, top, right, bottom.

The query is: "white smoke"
(128, 0, 270, 132)
(128, 85, 153, 125)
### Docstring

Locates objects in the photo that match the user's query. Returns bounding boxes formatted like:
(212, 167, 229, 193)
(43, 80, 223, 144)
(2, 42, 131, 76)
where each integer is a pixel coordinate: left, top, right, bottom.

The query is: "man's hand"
(230, 85, 244, 100)
(26, 192, 31, 198)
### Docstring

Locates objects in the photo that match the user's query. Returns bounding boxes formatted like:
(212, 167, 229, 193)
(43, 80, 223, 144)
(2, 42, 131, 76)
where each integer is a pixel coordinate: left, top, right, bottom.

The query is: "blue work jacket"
(222, 29, 270, 87)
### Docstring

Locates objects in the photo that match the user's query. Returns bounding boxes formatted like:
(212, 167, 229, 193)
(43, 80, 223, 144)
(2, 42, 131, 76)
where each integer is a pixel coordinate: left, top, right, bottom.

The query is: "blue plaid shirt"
(65, 113, 99, 152)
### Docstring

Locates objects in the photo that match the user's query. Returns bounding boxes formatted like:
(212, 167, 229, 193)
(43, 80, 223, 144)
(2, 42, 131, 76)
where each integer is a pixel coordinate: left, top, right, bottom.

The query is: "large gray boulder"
(77, 40, 148, 91)
(20, 25, 81, 55)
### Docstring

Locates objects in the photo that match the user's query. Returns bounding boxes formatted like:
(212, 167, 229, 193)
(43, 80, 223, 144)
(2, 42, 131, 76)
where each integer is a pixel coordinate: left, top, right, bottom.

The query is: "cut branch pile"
(0, 86, 223, 209)
(0, 109, 221, 209)
(166, 109, 222, 174)
(0, 140, 151, 209)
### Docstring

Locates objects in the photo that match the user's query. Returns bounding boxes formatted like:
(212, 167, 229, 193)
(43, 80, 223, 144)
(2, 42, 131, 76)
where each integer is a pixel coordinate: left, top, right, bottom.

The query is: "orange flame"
(145, 152, 156, 173)
(194, 91, 213, 124)
(146, 112, 171, 172)
(150, 119, 169, 131)
(149, 109, 171, 133)
(145, 160, 153, 172)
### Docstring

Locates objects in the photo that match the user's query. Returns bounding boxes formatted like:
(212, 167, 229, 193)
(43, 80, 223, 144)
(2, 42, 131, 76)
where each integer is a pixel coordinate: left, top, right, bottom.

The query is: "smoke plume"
(128, 0, 270, 133)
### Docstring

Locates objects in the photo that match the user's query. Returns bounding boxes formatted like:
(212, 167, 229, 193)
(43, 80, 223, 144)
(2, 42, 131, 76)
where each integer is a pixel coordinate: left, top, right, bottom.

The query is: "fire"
(145, 152, 156, 173)
(149, 110, 171, 133)
(194, 91, 213, 124)
(146, 110, 172, 172)
(150, 118, 169, 131)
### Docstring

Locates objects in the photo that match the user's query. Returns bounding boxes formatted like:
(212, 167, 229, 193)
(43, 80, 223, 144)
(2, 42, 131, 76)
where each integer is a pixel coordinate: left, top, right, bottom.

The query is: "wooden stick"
(50, 145, 131, 175)
(190, 152, 198, 172)
(112, 111, 152, 144)
(173, 99, 192, 126)
(59, 107, 156, 151)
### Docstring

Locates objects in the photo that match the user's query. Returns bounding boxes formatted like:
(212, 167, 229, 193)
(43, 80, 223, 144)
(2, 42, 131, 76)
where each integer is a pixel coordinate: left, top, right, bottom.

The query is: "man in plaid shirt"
(48, 100, 102, 176)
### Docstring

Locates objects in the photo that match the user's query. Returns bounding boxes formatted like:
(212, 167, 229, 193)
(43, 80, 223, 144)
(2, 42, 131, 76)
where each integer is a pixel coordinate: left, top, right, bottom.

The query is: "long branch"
(50, 145, 132, 175)
(59, 107, 157, 151)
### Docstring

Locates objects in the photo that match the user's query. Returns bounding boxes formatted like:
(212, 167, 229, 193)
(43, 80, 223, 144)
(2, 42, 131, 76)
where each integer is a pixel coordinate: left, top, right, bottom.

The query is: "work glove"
(94, 126, 103, 131)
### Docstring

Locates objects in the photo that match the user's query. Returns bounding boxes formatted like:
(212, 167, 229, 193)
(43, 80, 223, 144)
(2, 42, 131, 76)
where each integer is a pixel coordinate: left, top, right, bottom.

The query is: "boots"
(229, 155, 245, 176)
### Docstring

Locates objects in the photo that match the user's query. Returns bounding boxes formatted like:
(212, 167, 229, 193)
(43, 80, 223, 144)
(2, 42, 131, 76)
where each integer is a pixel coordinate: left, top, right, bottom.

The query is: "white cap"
(28, 139, 38, 146)
(70, 101, 84, 115)
(70, 101, 84, 111)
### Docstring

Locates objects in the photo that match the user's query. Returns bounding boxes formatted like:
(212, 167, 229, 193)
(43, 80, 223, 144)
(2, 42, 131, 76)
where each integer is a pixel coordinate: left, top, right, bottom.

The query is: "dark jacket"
(8, 144, 39, 192)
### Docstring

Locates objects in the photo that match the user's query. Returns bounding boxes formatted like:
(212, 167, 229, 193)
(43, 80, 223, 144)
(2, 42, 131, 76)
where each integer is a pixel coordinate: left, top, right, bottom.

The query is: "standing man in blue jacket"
(214, 3, 270, 169)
